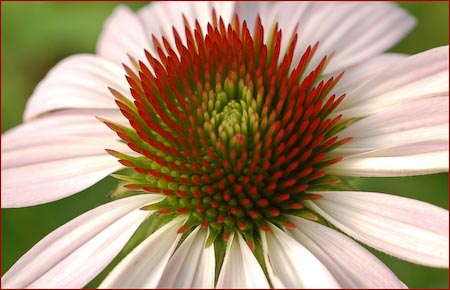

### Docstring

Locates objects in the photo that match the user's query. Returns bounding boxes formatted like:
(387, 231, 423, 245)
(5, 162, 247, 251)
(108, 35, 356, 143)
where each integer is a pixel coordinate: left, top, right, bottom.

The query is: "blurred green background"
(1, 1, 448, 288)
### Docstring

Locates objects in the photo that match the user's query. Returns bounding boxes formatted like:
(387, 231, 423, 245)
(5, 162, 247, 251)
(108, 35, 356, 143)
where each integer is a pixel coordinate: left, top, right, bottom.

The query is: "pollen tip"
(268, 209, 280, 217)
(249, 211, 260, 219)
(302, 212, 319, 221)
(258, 199, 269, 207)
(104, 148, 117, 155)
(178, 224, 189, 234)
(237, 221, 246, 230)
(247, 239, 255, 252)
(289, 202, 304, 209)
(95, 116, 108, 123)
(140, 204, 155, 211)
(260, 223, 270, 232)
(284, 221, 296, 229)
(124, 184, 143, 190)
(158, 208, 173, 215)
(177, 208, 189, 214)
(107, 86, 118, 94)
(196, 205, 205, 213)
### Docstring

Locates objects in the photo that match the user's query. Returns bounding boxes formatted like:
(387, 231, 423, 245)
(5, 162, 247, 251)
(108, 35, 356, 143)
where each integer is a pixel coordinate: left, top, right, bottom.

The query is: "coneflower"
(2, 2, 448, 288)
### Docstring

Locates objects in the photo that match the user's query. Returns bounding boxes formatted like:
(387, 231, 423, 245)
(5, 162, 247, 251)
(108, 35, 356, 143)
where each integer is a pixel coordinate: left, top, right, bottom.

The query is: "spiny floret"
(104, 11, 352, 246)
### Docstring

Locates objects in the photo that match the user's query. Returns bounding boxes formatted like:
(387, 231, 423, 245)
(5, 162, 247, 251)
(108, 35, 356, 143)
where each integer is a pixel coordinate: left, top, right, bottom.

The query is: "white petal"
(234, 2, 413, 74)
(288, 216, 403, 288)
(315, 2, 414, 73)
(137, 1, 235, 50)
(2, 154, 123, 208)
(1, 109, 135, 207)
(327, 151, 448, 177)
(96, 5, 152, 67)
(233, 1, 314, 68)
(3, 109, 126, 152)
(335, 97, 448, 155)
(337, 46, 449, 118)
(330, 53, 407, 97)
(328, 96, 449, 176)
(99, 217, 185, 288)
(1, 110, 133, 207)
(1, 194, 162, 289)
(263, 224, 340, 288)
(157, 226, 215, 288)
(216, 232, 270, 288)
(307, 191, 449, 268)
(24, 54, 130, 121)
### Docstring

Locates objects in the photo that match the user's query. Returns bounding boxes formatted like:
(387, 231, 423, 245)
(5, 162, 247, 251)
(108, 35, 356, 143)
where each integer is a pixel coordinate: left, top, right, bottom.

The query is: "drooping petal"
(216, 232, 270, 288)
(288, 216, 403, 288)
(1, 110, 132, 208)
(307, 191, 449, 268)
(336, 46, 449, 118)
(329, 96, 449, 176)
(1, 194, 162, 289)
(99, 217, 185, 288)
(96, 5, 152, 67)
(262, 223, 340, 288)
(157, 226, 215, 288)
(23, 55, 130, 121)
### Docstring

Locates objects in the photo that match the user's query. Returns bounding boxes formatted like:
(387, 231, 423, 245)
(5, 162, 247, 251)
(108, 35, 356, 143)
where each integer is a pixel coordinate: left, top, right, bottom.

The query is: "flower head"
(2, 1, 449, 288)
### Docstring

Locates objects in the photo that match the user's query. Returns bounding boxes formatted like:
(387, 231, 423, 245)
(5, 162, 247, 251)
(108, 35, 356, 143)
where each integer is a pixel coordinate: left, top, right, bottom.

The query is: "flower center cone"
(103, 11, 353, 250)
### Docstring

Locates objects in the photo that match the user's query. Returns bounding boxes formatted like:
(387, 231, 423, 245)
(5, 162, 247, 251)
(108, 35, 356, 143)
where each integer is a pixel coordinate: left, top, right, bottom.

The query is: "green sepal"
(308, 174, 355, 191)
(206, 227, 222, 248)
(213, 234, 227, 284)
(108, 169, 151, 200)
(107, 180, 141, 200)
(140, 198, 170, 211)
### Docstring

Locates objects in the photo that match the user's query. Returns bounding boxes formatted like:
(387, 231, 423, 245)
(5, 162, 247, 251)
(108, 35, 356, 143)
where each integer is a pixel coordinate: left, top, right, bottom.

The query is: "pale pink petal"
(335, 97, 448, 154)
(289, 216, 403, 288)
(327, 151, 448, 177)
(330, 53, 407, 97)
(315, 2, 414, 73)
(328, 97, 448, 176)
(1, 111, 132, 207)
(234, 1, 308, 47)
(96, 5, 152, 67)
(24, 55, 130, 121)
(4, 109, 126, 151)
(307, 191, 449, 268)
(216, 232, 270, 288)
(137, 1, 235, 50)
(235, 2, 413, 74)
(99, 218, 185, 288)
(1, 194, 162, 289)
(263, 224, 340, 288)
(336, 46, 449, 118)
(2, 153, 124, 208)
(157, 227, 215, 288)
